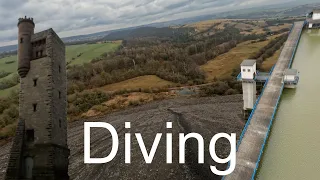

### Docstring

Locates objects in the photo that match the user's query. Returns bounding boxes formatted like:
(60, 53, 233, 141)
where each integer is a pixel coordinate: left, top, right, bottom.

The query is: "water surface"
(257, 29, 320, 180)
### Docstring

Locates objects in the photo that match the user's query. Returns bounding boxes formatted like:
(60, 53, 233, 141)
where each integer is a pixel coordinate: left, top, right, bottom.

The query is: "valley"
(0, 17, 298, 141)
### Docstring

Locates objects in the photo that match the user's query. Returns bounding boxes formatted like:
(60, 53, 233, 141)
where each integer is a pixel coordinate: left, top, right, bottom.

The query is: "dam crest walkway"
(224, 21, 305, 180)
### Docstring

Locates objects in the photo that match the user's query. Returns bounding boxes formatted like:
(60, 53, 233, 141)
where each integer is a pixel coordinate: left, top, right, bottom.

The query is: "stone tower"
(5, 17, 69, 180)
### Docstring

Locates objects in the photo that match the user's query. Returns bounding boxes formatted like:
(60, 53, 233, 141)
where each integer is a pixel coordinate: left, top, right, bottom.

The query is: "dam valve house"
(238, 59, 300, 118)
(307, 9, 320, 29)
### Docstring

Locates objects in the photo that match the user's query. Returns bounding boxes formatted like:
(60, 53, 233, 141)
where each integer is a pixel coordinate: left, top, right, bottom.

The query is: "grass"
(261, 48, 282, 71)
(0, 73, 19, 97)
(0, 84, 19, 98)
(184, 19, 226, 32)
(0, 73, 17, 81)
(185, 19, 251, 32)
(268, 24, 291, 31)
(0, 42, 121, 98)
(82, 91, 175, 118)
(99, 75, 176, 92)
(0, 122, 17, 140)
(201, 34, 283, 81)
(201, 38, 274, 81)
(240, 24, 291, 35)
(0, 42, 121, 74)
(184, 19, 290, 39)
(66, 42, 121, 65)
(0, 56, 18, 73)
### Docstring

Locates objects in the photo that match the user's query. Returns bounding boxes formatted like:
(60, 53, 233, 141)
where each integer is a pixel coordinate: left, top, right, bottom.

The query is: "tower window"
(243, 69, 246, 72)
(33, 103, 37, 112)
(26, 129, 34, 143)
(33, 78, 37, 87)
(40, 50, 43, 57)
(59, 91, 61, 99)
(59, 119, 62, 128)
(20, 38, 23, 44)
(248, 69, 251, 72)
(59, 65, 61, 73)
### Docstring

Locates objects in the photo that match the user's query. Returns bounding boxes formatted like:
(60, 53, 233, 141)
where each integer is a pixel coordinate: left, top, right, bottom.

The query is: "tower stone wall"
(5, 17, 69, 180)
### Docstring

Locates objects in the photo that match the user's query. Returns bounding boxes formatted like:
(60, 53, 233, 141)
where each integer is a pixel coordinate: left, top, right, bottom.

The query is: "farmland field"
(99, 75, 176, 92)
(66, 42, 121, 65)
(0, 42, 121, 97)
(0, 84, 19, 97)
(261, 48, 282, 72)
(0, 41, 121, 73)
(201, 34, 284, 81)
(0, 56, 17, 73)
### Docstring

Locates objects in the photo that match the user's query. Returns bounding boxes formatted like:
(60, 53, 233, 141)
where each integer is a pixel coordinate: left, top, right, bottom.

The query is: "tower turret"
(17, 16, 35, 78)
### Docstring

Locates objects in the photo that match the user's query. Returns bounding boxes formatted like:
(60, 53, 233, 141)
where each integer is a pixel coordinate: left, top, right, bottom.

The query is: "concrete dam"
(224, 21, 307, 180)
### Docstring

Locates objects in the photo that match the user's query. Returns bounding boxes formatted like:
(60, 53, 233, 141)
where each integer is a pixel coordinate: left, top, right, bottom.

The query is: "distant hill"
(62, 26, 139, 43)
(0, 27, 138, 54)
(0, 45, 17, 54)
(1, 1, 319, 54)
(0, 26, 194, 55)
(103, 26, 193, 41)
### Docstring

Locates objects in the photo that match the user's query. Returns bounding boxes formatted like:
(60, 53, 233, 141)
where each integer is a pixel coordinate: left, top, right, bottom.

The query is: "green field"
(66, 42, 121, 65)
(0, 42, 121, 97)
(0, 42, 121, 72)
(0, 56, 18, 73)
(0, 84, 19, 97)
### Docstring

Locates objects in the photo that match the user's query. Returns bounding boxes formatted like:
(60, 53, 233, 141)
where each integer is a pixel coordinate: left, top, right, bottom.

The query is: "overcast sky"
(0, 0, 294, 46)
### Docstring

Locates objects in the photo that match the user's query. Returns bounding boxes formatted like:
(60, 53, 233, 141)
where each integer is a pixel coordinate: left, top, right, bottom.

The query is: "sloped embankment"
(0, 95, 244, 180)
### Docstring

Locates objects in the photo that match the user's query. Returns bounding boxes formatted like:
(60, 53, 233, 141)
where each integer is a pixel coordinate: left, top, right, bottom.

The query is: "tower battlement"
(18, 16, 35, 26)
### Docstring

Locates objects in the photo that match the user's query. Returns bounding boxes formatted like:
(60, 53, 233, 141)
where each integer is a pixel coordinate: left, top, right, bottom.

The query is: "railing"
(284, 80, 299, 85)
(237, 71, 268, 82)
(288, 21, 306, 68)
(222, 77, 270, 180)
(237, 72, 242, 81)
(269, 65, 275, 75)
(289, 23, 295, 34)
(236, 78, 268, 150)
(250, 83, 285, 180)
(235, 63, 277, 150)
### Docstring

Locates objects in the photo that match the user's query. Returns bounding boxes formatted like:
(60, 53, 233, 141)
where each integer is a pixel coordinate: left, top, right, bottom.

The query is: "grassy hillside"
(66, 42, 121, 65)
(201, 34, 283, 80)
(261, 48, 282, 71)
(103, 27, 194, 41)
(183, 19, 292, 41)
(0, 42, 121, 98)
(0, 56, 17, 73)
(201, 40, 269, 80)
(99, 75, 176, 92)
(0, 41, 121, 73)
(0, 18, 289, 139)
(0, 85, 19, 97)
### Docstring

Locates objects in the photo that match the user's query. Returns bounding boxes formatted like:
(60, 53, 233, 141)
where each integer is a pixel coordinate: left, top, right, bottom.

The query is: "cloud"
(0, 0, 288, 46)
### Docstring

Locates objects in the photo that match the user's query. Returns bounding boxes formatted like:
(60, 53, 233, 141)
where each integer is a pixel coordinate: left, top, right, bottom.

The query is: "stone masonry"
(5, 17, 69, 180)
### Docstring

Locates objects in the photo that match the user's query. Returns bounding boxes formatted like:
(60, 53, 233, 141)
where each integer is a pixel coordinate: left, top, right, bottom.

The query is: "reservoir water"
(257, 29, 320, 179)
